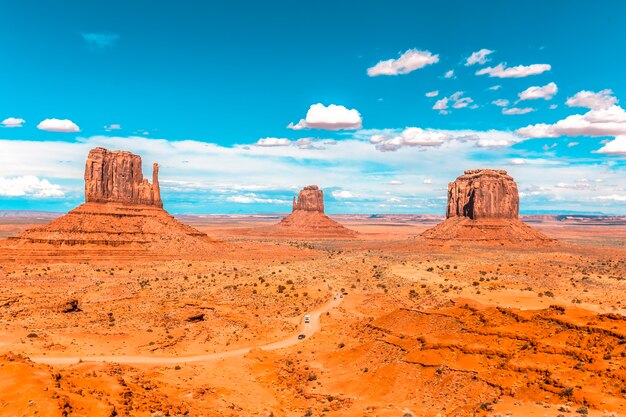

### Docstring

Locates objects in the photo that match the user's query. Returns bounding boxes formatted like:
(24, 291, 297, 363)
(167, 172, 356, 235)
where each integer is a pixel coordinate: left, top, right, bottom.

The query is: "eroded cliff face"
(446, 169, 519, 220)
(292, 185, 324, 213)
(84, 147, 163, 207)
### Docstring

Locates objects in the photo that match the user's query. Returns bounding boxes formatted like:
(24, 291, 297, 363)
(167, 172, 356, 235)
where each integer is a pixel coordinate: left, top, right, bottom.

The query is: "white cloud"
(226, 193, 288, 204)
(487, 85, 502, 91)
(433, 97, 449, 114)
(502, 107, 535, 115)
(37, 118, 80, 133)
(288, 103, 362, 130)
(450, 92, 474, 109)
(566, 89, 618, 110)
(423, 178, 433, 184)
(476, 63, 551, 78)
(510, 158, 527, 165)
(518, 82, 558, 101)
(104, 124, 121, 131)
(492, 99, 510, 107)
(549, 104, 558, 110)
(594, 194, 626, 202)
(387, 180, 403, 185)
(433, 92, 474, 114)
(332, 190, 354, 199)
(425, 90, 439, 98)
(444, 70, 455, 79)
(367, 127, 520, 151)
(465, 49, 494, 66)
(371, 128, 448, 151)
(0, 175, 64, 198)
(596, 135, 626, 155)
(367, 49, 439, 76)
(2, 117, 25, 128)
(517, 105, 626, 138)
(567, 142, 579, 148)
(255, 137, 292, 147)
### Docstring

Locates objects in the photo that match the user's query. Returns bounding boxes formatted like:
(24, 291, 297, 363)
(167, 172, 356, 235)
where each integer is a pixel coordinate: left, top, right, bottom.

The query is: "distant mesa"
(5, 147, 216, 260)
(276, 185, 357, 237)
(422, 169, 554, 244)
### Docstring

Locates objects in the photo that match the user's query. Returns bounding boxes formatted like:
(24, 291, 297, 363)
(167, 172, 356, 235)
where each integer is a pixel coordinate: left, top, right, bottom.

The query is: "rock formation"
(85, 147, 162, 207)
(275, 185, 356, 237)
(292, 185, 325, 212)
(7, 147, 216, 259)
(422, 169, 553, 244)
(446, 169, 518, 220)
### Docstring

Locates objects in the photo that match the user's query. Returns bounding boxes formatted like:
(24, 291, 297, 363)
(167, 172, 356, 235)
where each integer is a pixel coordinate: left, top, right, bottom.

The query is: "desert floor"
(1, 214, 626, 417)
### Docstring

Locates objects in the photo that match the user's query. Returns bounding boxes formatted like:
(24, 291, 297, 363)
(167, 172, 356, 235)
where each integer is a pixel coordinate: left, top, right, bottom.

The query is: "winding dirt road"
(29, 293, 344, 365)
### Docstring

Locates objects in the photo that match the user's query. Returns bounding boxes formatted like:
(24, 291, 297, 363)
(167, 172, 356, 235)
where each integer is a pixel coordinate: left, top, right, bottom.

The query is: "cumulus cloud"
(450, 92, 474, 109)
(476, 63, 551, 78)
(37, 118, 80, 132)
(596, 135, 626, 155)
(368, 127, 520, 151)
(81, 33, 120, 50)
(433, 97, 449, 114)
(518, 82, 558, 101)
(255, 137, 292, 147)
(2, 117, 25, 128)
(332, 190, 354, 199)
(432, 92, 474, 114)
(492, 99, 510, 107)
(288, 103, 362, 130)
(517, 105, 626, 138)
(465, 49, 494, 66)
(444, 70, 455, 79)
(566, 89, 618, 110)
(0, 176, 64, 198)
(367, 49, 439, 76)
(502, 107, 535, 115)
(425, 90, 439, 97)
(370, 128, 448, 151)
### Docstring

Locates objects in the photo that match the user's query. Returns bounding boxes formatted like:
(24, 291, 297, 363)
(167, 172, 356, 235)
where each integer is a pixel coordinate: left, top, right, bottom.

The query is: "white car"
(304, 315, 311, 323)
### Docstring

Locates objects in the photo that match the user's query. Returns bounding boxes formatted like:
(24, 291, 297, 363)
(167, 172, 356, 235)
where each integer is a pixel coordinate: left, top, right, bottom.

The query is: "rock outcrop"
(275, 185, 356, 237)
(422, 169, 554, 245)
(292, 185, 324, 213)
(85, 147, 162, 207)
(7, 147, 217, 259)
(447, 169, 518, 220)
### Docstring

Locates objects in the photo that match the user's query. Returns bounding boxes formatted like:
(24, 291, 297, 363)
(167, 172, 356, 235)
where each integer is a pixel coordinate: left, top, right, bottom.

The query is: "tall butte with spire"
(422, 169, 554, 245)
(7, 147, 214, 260)
(276, 185, 357, 237)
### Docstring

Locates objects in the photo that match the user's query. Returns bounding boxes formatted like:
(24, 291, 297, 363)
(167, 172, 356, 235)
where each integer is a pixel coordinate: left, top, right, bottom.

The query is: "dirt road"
(29, 293, 344, 365)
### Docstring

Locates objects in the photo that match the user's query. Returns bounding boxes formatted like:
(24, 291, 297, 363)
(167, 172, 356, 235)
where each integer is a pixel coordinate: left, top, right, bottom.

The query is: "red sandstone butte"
(422, 169, 553, 244)
(447, 169, 518, 220)
(7, 147, 215, 259)
(85, 147, 163, 207)
(291, 185, 325, 213)
(277, 185, 356, 237)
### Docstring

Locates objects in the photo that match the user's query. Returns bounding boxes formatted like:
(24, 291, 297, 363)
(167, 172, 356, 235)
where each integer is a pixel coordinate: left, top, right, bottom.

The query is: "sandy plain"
(1, 214, 626, 417)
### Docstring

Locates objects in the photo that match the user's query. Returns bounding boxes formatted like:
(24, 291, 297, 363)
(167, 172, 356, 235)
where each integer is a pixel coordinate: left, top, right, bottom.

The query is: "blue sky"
(2, 1, 626, 214)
